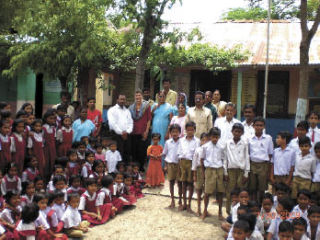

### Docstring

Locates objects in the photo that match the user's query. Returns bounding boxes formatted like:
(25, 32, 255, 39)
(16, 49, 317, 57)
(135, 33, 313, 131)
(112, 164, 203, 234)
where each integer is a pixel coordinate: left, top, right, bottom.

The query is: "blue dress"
(151, 103, 172, 147)
(72, 119, 95, 142)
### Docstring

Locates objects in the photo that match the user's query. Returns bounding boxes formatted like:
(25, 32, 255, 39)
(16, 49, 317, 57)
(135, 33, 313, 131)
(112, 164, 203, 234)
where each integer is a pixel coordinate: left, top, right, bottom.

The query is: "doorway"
(35, 73, 43, 118)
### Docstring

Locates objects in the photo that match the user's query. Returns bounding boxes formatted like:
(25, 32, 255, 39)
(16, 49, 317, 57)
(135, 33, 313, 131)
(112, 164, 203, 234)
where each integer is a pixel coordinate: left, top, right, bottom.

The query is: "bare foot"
(168, 201, 175, 209)
(178, 200, 182, 206)
(186, 205, 193, 213)
(201, 211, 208, 220)
(178, 204, 186, 211)
(218, 214, 225, 221)
(196, 210, 201, 217)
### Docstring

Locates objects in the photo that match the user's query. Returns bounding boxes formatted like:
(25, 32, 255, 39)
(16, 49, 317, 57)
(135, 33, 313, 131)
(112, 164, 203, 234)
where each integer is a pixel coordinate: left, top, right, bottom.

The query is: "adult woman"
(72, 107, 95, 142)
(167, 103, 186, 138)
(151, 91, 172, 147)
(172, 92, 189, 116)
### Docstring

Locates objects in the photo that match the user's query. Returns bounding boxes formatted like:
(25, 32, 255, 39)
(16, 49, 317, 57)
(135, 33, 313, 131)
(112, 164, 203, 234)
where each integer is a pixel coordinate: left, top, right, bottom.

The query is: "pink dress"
(170, 115, 186, 138)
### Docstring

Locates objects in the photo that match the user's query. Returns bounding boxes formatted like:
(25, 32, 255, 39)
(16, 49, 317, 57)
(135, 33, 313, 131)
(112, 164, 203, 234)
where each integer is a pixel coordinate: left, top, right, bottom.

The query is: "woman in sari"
(172, 92, 189, 116)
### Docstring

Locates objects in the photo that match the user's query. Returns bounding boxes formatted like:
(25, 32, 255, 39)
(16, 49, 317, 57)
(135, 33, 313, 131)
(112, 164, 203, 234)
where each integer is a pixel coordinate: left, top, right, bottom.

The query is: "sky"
(163, 0, 249, 23)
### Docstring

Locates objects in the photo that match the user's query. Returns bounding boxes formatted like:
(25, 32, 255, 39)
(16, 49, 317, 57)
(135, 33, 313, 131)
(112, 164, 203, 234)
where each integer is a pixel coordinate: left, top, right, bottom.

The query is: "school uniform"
(227, 227, 264, 240)
(311, 157, 320, 192)
(0, 133, 12, 170)
(52, 203, 66, 222)
(43, 124, 56, 178)
(307, 126, 320, 146)
(288, 137, 300, 154)
(20, 194, 34, 207)
(67, 186, 86, 196)
(248, 134, 274, 192)
(292, 152, 316, 198)
(0, 207, 20, 225)
(14, 221, 36, 240)
(56, 126, 73, 157)
(45, 206, 64, 233)
(192, 146, 204, 190)
(199, 141, 224, 195)
(11, 132, 26, 174)
(260, 207, 277, 230)
(66, 161, 80, 178)
(306, 223, 320, 240)
(27, 132, 46, 178)
(1, 175, 22, 195)
(97, 187, 123, 214)
(292, 204, 309, 222)
(177, 136, 200, 183)
(81, 162, 93, 178)
(231, 202, 240, 223)
(214, 117, 241, 145)
(21, 168, 40, 183)
(267, 215, 283, 240)
(105, 150, 122, 173)
(163, 138, 180, 181)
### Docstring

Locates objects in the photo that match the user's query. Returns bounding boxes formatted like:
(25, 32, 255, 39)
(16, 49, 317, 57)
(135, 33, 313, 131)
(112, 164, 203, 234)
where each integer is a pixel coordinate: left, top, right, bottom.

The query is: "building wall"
(173, 68, 191, 98)
(117, 72, 135, 105)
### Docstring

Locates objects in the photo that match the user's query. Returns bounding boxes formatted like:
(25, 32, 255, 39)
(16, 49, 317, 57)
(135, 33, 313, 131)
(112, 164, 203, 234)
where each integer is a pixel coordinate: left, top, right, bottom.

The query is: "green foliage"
(223, 7, 267, 20)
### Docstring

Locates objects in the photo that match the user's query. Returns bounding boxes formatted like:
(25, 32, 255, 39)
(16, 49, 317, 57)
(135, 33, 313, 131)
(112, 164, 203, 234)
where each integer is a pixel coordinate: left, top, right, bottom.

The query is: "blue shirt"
(72, 119, 95, 142)
(271, 147, 295, 176)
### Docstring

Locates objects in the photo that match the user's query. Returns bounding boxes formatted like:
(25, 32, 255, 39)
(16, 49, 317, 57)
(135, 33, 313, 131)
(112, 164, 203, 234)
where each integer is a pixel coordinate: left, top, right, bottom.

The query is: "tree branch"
(307, 2, 320, 42)
(300, 0, 308, 38)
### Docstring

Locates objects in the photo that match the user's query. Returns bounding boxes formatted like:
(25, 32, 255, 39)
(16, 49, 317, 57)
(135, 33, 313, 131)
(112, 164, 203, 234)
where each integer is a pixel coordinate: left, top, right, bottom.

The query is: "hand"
(142, 131, 148, 141)
(54, 233, 65, 238)
(163, 166, 168, 173)
(270, 177, 275, 185)
(81, 227, 89, 233)
(165, 132, 169, 140)
(97, 215, 102, 221)
(242, 176, 248, 185)
(285, 179, 291, 186)
(122, 131, 128, 140)
(224, 175, 229, 182)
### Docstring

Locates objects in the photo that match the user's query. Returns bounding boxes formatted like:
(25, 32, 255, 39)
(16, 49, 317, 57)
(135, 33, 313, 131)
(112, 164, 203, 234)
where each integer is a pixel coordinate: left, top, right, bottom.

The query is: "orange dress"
(146, 145, 165, 186)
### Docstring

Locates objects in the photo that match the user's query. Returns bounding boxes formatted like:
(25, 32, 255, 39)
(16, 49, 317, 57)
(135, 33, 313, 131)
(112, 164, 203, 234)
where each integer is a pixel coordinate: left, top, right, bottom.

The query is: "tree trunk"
(58, 76, 68, 91)
(77, 67, 90, 105)
(135, 56, 146, 90)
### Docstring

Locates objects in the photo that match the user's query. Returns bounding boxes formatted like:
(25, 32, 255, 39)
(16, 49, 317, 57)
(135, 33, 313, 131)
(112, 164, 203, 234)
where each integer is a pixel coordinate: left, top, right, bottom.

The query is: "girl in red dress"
(27, 119, 46, 179)
(146, 133, 165, 187)
(42, 110, 57, 180)
(123, 174, 137, 204)
(21, 156, 40, 184)
(0, 120, 12, 170)
(11, 119, 26, 174)
(65, 149, 81, 178)
(67, 175, 85, 196)
(89, 160, 106, 187)
(56, 115, 73, 157)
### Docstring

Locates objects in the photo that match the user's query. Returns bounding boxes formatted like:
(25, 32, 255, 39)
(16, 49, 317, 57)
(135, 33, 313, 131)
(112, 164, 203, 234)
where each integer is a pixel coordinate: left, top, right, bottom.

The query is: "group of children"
(0, 101, 145, 239)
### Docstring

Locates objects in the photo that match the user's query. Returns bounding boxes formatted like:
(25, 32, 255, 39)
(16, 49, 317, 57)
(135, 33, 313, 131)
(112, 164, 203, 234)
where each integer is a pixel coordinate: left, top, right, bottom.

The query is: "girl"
(56, 115, 73, 157)
(24, 113, 35, 141)
(97, 175, 118, 216)
(66, 149, 81, 178)
(22, 156, 40, 183)
(79, 178, 112, 225)
(81, 151, 95, 179)
(52, 190, 66, 222)
(20, 103, 34, 115)
(0, 192, 21, 236)
(46, 193, 62, 234)
(11, 119, 26, 174)
(72, 107, 95, 143)
(1, 163, 22, 195)
(15, 110, 28, 123)
(49, 175, 68, 202)
(132, 163, 144, 198)
(42, 110, 57, 179)
(260, 192, 277, 234)
(168, 103, 187, 138)
(123, 174, 137, 205)
(34, 176, 45, 193)
(14, 203, 39, 240)
(145, 133, 164, 187)
(113, 172, 131, 207)
(0, 120, 12, 170)
(20, 181, 35, 207)
(94, 143, 105, 161)
(67, 175, 85, 196)
(89, 160, 106, 186)
(47, 165, 67, 192)
(27, 119, 46, 179)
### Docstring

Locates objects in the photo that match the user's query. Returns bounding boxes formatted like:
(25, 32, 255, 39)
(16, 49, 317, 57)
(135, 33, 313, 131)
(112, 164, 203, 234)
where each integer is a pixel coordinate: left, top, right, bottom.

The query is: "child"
(52, 190, 66, 222)
(238, 213, 264, 240)
(10, 119, 26, 174)
(1, 163, 22, 195)
(81, 151, 95, 179)
(177, 121, 199, 212)
(94, 143, 105, 161)
(232, 220, 250, 240)
(192, 132, 208, 216)
(47, 165, 67, 192)
(260, 192, 277, 233)
(291, 137, 316, 199)
(0, 192, 21, 234)
(289, 121, 309, 154)
(224, 123, 250, 214)
(61, 193, 90, 238)
(105, 141, 122, 174)
(307, 111, 320, 146)
(67, 175, 85, 196)
(55, 105, 67, 129)
(76, 141, 87, 163)
(66, 149, 81, 178)
(274, 183, 291, 208)
(56, 115, 73, 157)
(248, 117, 273, 203)
(247, 201, 264, 235)
(163, 124, 181, 209)
(89, 160, 106, 186)
(21, 156, 40, 183)
(311, 142, 320, 193)
(50, 175, 68, 202)
(292, 189, 311, 222)
(146, 133, 165, 187)
(34, 176, 45, 193)
(42, 110, 57, 179)
(27, 119, 46, 179)
(292, 218, 309, 240)
(123, 173, 137, 205)
(270, 131, 295, 188)
(20, 181, 35, 207)
(131, 162, 144, 199)
(201, 128, 224, 219)
(14, 203, 39, 240)
(113, 172, 130, 206)
(116, 162, 126, 175)
(79, 178, 111, 225)
(0, 120, 12, 170)
(306, 205, 320, 240)
(232, 189, 250, 224)
(278, 221, 294, 240)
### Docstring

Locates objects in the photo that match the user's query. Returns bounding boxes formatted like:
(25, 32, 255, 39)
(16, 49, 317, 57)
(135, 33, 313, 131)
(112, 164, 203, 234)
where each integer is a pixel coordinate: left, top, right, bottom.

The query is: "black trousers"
(111, 132, 131, 163)
(131, 134, 148, 171)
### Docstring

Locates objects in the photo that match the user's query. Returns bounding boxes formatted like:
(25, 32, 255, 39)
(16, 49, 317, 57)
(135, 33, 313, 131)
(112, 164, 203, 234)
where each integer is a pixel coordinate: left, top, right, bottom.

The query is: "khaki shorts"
(195, 167, 205, 190)
(204, 167, 224, 194)
(291, 176, 311, 199)
(249, 161, 269, 192)
(311, 182, 320, 193)
(167, 162, 180, 181)
(180, 159, 193, 183)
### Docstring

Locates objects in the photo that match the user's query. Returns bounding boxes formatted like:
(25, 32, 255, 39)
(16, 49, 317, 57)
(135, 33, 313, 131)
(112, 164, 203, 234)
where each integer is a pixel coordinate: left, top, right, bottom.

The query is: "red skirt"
(37, 229, 68, 240)
(81, 203, 112, 226)
(112, 197, 124, 213)
(146, 159, 164, 186)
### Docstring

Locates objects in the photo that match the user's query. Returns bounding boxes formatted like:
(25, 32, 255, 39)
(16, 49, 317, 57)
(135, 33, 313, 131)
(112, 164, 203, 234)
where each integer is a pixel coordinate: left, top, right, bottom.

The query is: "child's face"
(262, 198, 273, 213)
(55, 180, 66, 190)
(46, 115, 56, 125)
(55, 168, 64, 176)
(55, 197, 65, 205)
(69, 153, 78, 162)
(297, 127, 307, 138)
(95, 163, 104, 173)
(297, 194, 310, 210)
(87, 154, 95, 164)
(186, 126, 195, 138)
(276, 135, 286, 146)
(308, 212, 320, 227)
(118, 165, 125, 173)
(276, 203, 288, 219)
(69, 196, 80, 209)
(63, 117, 71, 127)
(293, 224, 306, 240)
(232, 227, 247, 240)
(276, 190, 287, 201)
(110, 144, 117, 152)
(232, 129, 243, 141)
(210, 135, 219, 145)
(27, 115, 35, 125)
(10, 195, 21, 207)
(35, 180, 44, 191)
(308, 113, 319, 128)
(19, 115, 28, 122)
(15, 122, 25, 134)
(124, 177, 132, 186)
(278, 231, 293, 240)
(231, 194, 239, 205)
(8, 167, 18, 177)
(34, 122, 42, 133)
(133, 166, 139, 173)
(96, 147, 103, 154)
(57, 110, 66, 118)
(87, 183, 97, 194)
(31, 158, 38, 168)
(26, 184, 35, 196)
(78, 145, 86, 153)
(82, 137, 89, 145)
(239, 191, 249, 206)
(101, 139, 109, 148)
(250, 206, 260, 217)
(315, 149, 320, 159)
(126, 166, 133, 173)
(72, 179, 81, 188)
(24, 105, 33, 114)
(170, 129, 180, 140)
(115, 174, 123, 184)
(1, 123, 10, 135)
(38, 198, 48, 210)
(253, 121, 264, 135)
(152, 136, 160, 144)
(200, 136, 208, 146)
(299, 143, 311, 155)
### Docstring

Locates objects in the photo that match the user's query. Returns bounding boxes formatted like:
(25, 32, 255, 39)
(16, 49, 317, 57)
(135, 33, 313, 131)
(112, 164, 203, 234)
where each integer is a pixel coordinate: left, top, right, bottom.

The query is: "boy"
(292, 189, 311, 222)
(270, 131, 295, 188)
(192, 132, 208, 216)
(105, 141, 122, 174)
(224, 123, 250, 214)
(307, 205, 320, 240)
(177, 121, 200, 212)
(201, 127, 224, 220)
(232, 220, 250, 240)
(288, 121, 309, 154)
(278, 221, 294, 240)
(273, 183, 291, 208)
(163, 124, 181, 209)
(307, 111, 320, 146)
(292, 218, 309, 240)
(311, 142, 320, 193)
(248, 117, 273, 203)
(291, 136, 316, 199)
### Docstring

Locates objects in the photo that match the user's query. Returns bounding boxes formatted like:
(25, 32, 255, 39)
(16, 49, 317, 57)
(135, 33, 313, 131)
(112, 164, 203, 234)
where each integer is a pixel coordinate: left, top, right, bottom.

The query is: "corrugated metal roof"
(171, 21, 320, 66)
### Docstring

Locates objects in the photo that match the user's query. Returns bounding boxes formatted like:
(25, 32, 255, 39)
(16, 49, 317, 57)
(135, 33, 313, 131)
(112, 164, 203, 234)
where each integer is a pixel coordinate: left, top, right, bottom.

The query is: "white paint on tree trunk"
(295, 98, 307, 126)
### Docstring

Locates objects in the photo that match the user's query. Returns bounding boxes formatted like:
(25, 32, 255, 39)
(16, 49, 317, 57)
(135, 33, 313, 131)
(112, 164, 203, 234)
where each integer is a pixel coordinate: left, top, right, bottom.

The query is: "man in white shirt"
(108, 94, 133, 162)
(242, 104, 256, 141)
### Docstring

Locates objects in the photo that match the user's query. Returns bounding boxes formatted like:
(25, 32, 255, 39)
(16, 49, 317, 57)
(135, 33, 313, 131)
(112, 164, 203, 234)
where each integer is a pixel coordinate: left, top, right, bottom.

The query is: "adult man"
(212, 89, 227, 117)
(204, 91, 218, 125)
(242, 104, 256, 140)
(155, 79, 177, 106)
(108, 94, 133, 162)
(87, 97, 102, 137)
(129, 90, 152, 171)
(185, 91, 212, 138)
(214, 102, 241, 145)
(143, 88, 154, 106)
(53, 91, 75, 120)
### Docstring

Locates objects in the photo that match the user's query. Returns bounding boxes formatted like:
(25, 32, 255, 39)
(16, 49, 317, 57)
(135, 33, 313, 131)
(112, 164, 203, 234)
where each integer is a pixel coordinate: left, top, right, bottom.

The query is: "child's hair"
(92, 160, 104, 172)
(4, 191, 18, 204)
(307, 111, 320, 119)
(0, 120, 9, 129)
(233, 220, 250, 233)
(34, 175, 44, 184)
(238, 205, 249, 213)
(0, 102, 9, 110)
(24, 155, 37, 169)
(69, 175, 81, 186)
(0, 110, 11, 120)
(315, 142, 320, 151)
(80, 136, 89, 143)
(53, 164, 65, 173)
(67, 193, 80, 202)
(101, 175, 114, 188)
(53, 189, 65, 200)
(239, 188, 249, 195)
(200, 132, 208, 140)
(95, 142, 102, 150)
(298, 136, 311, 146)
(67, 149, 77, 157)
(231, 187, 240, 197)
(16, 110, 27, 119)
(11, 119, 25, 132)
(116, 162, 125, 171)
(232, 123, 244, 132)
(277, 131, 292, 144)
(42, 109, 55, 124)
(53, 175, 67, 186)
(208, 127, 221, 137)
(33, 192, 48, 203)
(124, 172, 132, 180)
(253, 116, 265, 125)
(311, 192, 319, 205)
(297, 120, 309, 131)
(151, 133, 161, 139)
(185, 121, 196, 130)
(169, 124, 181, 133)
(85, 151, 95, 160)
(247, 200, 260, 210)
(108, 141, 117, 147)
(5, 162, 18, 175)
(297, 189, 311, 199)
(262, 192, 274, 203)
(132, 162, 140, 169)
(47, 192, 55, 206)
(55, 157, 68, 168)
(278, 220, 293, 234)
(21, 203, 39, 223)
(85, 178, 97, 187)
(278, 197, 295, 212)
(308, 205, 320, 216)
(31, 118, 42, 129)
(22, 181, 34, 195)
(57, 104, 67, 113)
(20, 103, 34, 114)
(275, 183, 291, 194)
(115, 172, 124, 180)
(238, 213, 257, 232)
(292, 217, 307, 231)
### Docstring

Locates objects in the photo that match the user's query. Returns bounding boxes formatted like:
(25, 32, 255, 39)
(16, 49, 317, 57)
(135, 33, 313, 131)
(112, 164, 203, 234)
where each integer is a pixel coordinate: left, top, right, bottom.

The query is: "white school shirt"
(293, 153, 317, 180)
(16, 221, 35, 240)
(10, 133, 23, 152)
(20, 194, 34, 207)
(200, 141, 224, 169)
(79, 191, 98, 210)
(288, 137, 300, 155)
(81, 162, 93, 178)
(292, 204, 309, 222)
(44, 206, 58, 228)
(242, 120, 255, 141)
(0, 208, 15, 224)
(61, 205, 82, 229)
(56, 126, 73, 142)
(105, 150, 122, 173)
(224, 138, 250, 177)
(53, 203, 66, 221)
(177, 136, 200, 161)
(35, 210, 50, 230)
(312, 158, 320, 182)
(267, 216, 283, 240)
(249, 134, 274, 163)
(227, 227, 264, 240)
(163, 138, 180, 164)
(192, 146, 203, 171)
(307, 126, 320, 145)
(27, 132, 44, 148)
(0, 175, 22, 195)
(300, 234, 311, 240)
(96, 188, 112, 206)
(107, 104, 133, 135)
(307, 223, 320, 240)
(231, 202, 240, 223)
(271, 147, 296, 176)
(214, 117, 241, 145)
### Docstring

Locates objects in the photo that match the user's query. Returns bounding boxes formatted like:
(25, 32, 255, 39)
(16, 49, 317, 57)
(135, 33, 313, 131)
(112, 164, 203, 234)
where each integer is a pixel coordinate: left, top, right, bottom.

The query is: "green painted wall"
(0, 75, 17, 102)
(43, 75, 61, 105)
(17, 68, 36, 101)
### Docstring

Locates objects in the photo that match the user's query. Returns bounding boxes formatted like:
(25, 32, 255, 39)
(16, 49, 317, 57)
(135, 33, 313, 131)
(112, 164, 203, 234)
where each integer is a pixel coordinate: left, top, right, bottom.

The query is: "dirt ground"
(84, 181, 226, 240)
